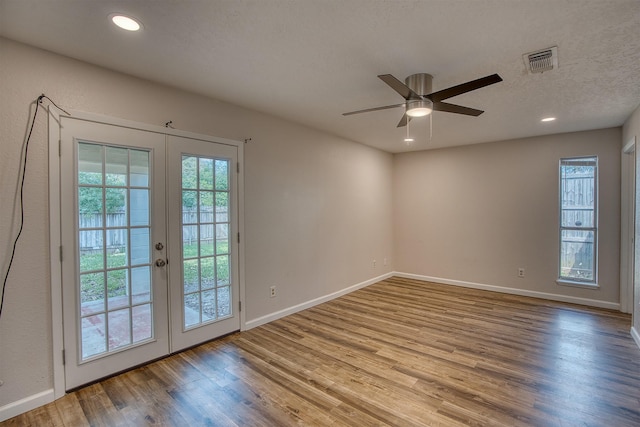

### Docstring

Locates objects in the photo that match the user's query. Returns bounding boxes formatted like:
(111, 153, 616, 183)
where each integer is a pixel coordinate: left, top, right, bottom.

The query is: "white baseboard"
(244, 272, 394, 330)
(394, 272, 621, 311)
(631, 326, 640, 350)
(0, 389, 55, 422)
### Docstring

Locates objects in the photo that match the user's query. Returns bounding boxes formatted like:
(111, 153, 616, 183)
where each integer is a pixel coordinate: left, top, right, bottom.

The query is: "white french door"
(167, 136, 239, 352)
(60, 117, 240, 390)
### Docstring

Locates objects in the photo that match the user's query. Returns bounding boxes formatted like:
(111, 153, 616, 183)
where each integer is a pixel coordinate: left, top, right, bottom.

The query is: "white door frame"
(621, 137, 636, 314)
(49, 110, 245, 398)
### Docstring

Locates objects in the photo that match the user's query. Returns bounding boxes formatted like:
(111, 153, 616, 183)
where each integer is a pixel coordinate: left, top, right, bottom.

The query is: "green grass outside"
(80, 241, 230, 302)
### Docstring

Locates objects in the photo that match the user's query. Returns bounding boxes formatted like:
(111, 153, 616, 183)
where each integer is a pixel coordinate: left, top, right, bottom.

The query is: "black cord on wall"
(0, 94, 68, 320)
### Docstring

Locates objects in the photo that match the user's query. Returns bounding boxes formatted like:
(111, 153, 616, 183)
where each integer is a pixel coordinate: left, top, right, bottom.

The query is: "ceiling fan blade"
(378, 74, 422, 100)
(427, 74, 502, 102)
(396, 113, 409, 128)
(432, 101, 484, 116)
(342, 103, 406, 116)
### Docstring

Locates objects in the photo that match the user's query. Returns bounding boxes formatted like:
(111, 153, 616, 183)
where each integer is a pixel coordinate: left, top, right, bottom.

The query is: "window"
(558, 156, 598, 285)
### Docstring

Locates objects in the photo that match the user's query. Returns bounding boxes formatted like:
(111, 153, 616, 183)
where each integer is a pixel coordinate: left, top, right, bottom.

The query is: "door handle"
(155, 258, 167, 267)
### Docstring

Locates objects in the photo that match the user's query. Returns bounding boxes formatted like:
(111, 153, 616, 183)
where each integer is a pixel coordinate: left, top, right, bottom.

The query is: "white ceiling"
(1, 0, 639, 153)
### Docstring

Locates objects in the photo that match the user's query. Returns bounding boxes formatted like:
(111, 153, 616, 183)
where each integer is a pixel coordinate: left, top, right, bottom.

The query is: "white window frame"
(557, 156, 599, 287)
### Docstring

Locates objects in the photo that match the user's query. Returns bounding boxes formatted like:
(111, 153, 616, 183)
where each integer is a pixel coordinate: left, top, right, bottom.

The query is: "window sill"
(556, 279, 599, 289)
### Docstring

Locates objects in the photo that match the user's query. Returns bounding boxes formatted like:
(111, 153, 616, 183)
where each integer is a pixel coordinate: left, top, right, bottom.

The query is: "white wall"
(0, 38, 394, 412)
(622, 103, 640, 338)
(393, 129, 622, 306)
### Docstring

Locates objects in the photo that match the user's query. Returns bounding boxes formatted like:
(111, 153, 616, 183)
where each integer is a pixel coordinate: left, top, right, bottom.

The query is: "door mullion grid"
(196, 159, 203, 326)
(213, 161, 219, 321)
(126, 149, 134, 350)
(100, 147, 110, 357)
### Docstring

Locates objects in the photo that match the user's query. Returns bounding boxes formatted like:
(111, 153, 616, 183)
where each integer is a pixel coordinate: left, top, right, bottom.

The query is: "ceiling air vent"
(523, 46, 558, 73)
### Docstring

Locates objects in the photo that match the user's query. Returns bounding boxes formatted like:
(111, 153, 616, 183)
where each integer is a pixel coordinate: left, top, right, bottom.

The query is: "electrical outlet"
(384, 258, 388, 266)
(518, 268, 525, 278)
(270, 286, 276, 298)
(372, 259, 377, 268)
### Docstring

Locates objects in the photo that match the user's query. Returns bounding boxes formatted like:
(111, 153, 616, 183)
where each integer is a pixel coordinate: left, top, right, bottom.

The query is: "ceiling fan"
(343, 73, 503, 127)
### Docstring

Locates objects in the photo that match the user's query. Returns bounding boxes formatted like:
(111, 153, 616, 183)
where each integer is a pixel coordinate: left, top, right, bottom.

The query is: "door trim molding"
(49, 109, 245, 399)
(621, 136, 636, 313)
(632, 326, 640, 350)
(48, 107, 65, 400)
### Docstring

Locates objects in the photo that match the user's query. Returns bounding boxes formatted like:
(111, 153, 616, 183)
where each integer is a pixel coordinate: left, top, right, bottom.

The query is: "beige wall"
(393, 128, 621, 305)
(622, 103, 640, 335)
(0, 35, 633, 415)
(0, 38, 394, 410)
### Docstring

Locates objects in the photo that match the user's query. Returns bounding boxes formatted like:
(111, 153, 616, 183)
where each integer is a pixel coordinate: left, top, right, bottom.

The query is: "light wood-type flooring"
(4, 277, 640, 426)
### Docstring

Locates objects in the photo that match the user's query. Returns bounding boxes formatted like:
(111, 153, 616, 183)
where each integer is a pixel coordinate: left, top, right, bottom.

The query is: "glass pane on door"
(181, 155, 232, 329)
(77, 142, 153, 361)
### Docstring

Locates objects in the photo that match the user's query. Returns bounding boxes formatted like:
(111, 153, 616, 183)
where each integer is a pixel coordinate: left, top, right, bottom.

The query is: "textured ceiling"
(1, 0, 639, 153)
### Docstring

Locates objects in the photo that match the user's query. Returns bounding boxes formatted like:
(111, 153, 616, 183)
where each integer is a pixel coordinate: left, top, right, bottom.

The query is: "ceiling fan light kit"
(406, 99, 433, 117)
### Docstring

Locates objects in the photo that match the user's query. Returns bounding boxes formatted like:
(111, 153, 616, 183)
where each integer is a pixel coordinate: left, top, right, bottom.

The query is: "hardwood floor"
(4, 277, 640, 426)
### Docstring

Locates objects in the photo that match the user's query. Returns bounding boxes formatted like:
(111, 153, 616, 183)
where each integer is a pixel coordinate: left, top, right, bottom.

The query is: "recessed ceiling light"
(110, 14, 142, 31)
(541, 117, 556, 122)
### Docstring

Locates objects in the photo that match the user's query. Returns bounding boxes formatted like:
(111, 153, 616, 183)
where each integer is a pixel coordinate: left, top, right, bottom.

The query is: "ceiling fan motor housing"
(405, 73, 433, 96)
